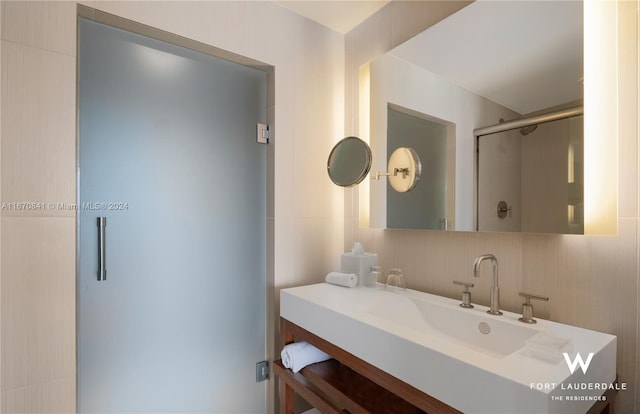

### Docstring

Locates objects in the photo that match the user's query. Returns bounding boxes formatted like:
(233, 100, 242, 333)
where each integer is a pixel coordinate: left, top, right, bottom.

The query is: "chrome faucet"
(473, 254, 502, 315)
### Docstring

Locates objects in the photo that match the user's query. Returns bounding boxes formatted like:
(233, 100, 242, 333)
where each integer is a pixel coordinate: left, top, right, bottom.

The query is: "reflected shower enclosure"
(476, 113, 584, 234)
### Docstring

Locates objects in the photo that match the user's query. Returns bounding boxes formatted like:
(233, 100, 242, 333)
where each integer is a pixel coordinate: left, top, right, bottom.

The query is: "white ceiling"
(274, 0, 390, 33)
(272, 1, 583, 115)
(390, 1, 584, 114)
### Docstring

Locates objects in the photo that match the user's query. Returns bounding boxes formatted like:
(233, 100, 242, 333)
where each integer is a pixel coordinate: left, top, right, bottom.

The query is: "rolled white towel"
(280, 341, 332, 373)
(325, 271, 358, 288)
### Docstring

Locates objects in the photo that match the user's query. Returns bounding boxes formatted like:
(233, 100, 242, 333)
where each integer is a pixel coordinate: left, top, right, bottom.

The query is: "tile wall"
(1, 1, 77, 411)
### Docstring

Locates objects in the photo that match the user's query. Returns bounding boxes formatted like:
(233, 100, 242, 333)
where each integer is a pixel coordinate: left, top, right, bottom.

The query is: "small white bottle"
(368, 266, 382, 288)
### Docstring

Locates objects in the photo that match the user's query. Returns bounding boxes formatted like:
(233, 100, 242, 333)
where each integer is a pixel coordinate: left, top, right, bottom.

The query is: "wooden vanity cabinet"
(273, 317, 616, 414)
(273, 317, 460, 414)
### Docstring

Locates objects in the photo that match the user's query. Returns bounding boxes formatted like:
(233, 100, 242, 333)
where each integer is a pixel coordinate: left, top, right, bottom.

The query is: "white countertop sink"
(280, 283, 617, 414)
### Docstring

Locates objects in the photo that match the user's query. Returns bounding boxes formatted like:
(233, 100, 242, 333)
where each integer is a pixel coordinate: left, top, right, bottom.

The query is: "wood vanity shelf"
(274, 317, 461, 414)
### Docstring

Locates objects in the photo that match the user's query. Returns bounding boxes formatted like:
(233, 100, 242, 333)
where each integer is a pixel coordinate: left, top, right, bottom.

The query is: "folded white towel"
(281, 341, 332, 373)
(524, 332, 573, 363)
(325, 271, 358, 288)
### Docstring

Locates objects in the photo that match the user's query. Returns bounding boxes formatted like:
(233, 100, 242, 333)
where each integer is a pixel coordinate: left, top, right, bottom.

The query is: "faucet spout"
(473, 254, 502, 315)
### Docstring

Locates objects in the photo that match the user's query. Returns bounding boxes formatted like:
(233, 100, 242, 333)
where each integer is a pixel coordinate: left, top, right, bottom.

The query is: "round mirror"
(327, 136, 372, 187)
(388, 147, 421, 192)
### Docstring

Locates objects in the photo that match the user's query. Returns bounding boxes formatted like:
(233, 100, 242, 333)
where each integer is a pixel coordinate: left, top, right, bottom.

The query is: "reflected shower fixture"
(497, 201, 512, 218)
(520, 124, 538, 136)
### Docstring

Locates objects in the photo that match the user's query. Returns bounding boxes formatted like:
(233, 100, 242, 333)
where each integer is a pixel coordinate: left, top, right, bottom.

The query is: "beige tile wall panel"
(1, 376, 75, 414)
(1, 217, 75, 391)
(1, 42, 75, 217)
(1, 1, 76, 56)
(0, 5, 3, 407)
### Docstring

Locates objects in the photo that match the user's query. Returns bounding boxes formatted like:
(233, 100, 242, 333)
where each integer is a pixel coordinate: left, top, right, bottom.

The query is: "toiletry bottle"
(368, 266, 382, 288)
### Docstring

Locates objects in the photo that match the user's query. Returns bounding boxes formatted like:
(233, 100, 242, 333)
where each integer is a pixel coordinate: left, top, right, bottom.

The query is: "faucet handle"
(519, 292, 549, 302)
(518, 292, 549, 324)
(453, 280, 474, 289)
(453, 280, 474, 308)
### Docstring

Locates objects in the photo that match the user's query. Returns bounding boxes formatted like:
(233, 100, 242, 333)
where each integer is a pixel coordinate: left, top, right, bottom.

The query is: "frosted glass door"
(77, 19, 267, 413)
(387, 108, 448, 230)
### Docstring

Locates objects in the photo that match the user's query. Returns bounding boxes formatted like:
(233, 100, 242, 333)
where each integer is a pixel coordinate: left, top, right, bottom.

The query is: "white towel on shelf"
(325, 271, 358, 288)
(281, 341, 331, 373)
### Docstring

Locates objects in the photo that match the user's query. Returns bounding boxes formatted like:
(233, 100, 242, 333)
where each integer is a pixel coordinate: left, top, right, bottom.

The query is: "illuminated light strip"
(359, 63, 371, 227)
(584, 0, 619, 234)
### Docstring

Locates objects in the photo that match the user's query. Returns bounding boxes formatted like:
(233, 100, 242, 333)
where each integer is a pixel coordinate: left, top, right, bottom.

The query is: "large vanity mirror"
(361, 0, 604, 234)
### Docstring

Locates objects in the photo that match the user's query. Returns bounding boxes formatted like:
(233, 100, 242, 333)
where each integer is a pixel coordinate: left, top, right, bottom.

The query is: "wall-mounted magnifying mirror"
(371, 147, 422, 193)
(327, 136, 372, 187)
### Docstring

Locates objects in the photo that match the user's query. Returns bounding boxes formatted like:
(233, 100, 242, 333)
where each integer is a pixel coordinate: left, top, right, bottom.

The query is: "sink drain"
(478, 322, 491, 335)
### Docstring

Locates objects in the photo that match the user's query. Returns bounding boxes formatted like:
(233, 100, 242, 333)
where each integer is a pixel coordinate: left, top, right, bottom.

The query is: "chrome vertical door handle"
(97, 217, 106, 281)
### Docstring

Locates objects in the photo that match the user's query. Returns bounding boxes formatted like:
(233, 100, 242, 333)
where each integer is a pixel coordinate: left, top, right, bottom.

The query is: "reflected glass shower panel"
(477, 115, 584, 234)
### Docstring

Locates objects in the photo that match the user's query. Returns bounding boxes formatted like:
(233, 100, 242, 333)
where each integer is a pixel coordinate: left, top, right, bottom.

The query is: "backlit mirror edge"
(359, 63, 371, 227)
(358, 0, 620, 236)
(584, 0, 618, 235)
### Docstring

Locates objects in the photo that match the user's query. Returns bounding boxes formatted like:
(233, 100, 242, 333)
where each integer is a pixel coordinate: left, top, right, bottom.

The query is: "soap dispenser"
(340, 242, 377, 287)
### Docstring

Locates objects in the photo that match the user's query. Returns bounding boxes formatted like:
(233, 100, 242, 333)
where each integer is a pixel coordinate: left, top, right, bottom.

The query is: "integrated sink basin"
(280, 283, 617, 414)
(367, 292, 542, 357)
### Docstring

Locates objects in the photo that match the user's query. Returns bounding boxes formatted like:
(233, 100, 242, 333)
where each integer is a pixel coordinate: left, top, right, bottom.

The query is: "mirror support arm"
(371, 171, 391, 180)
